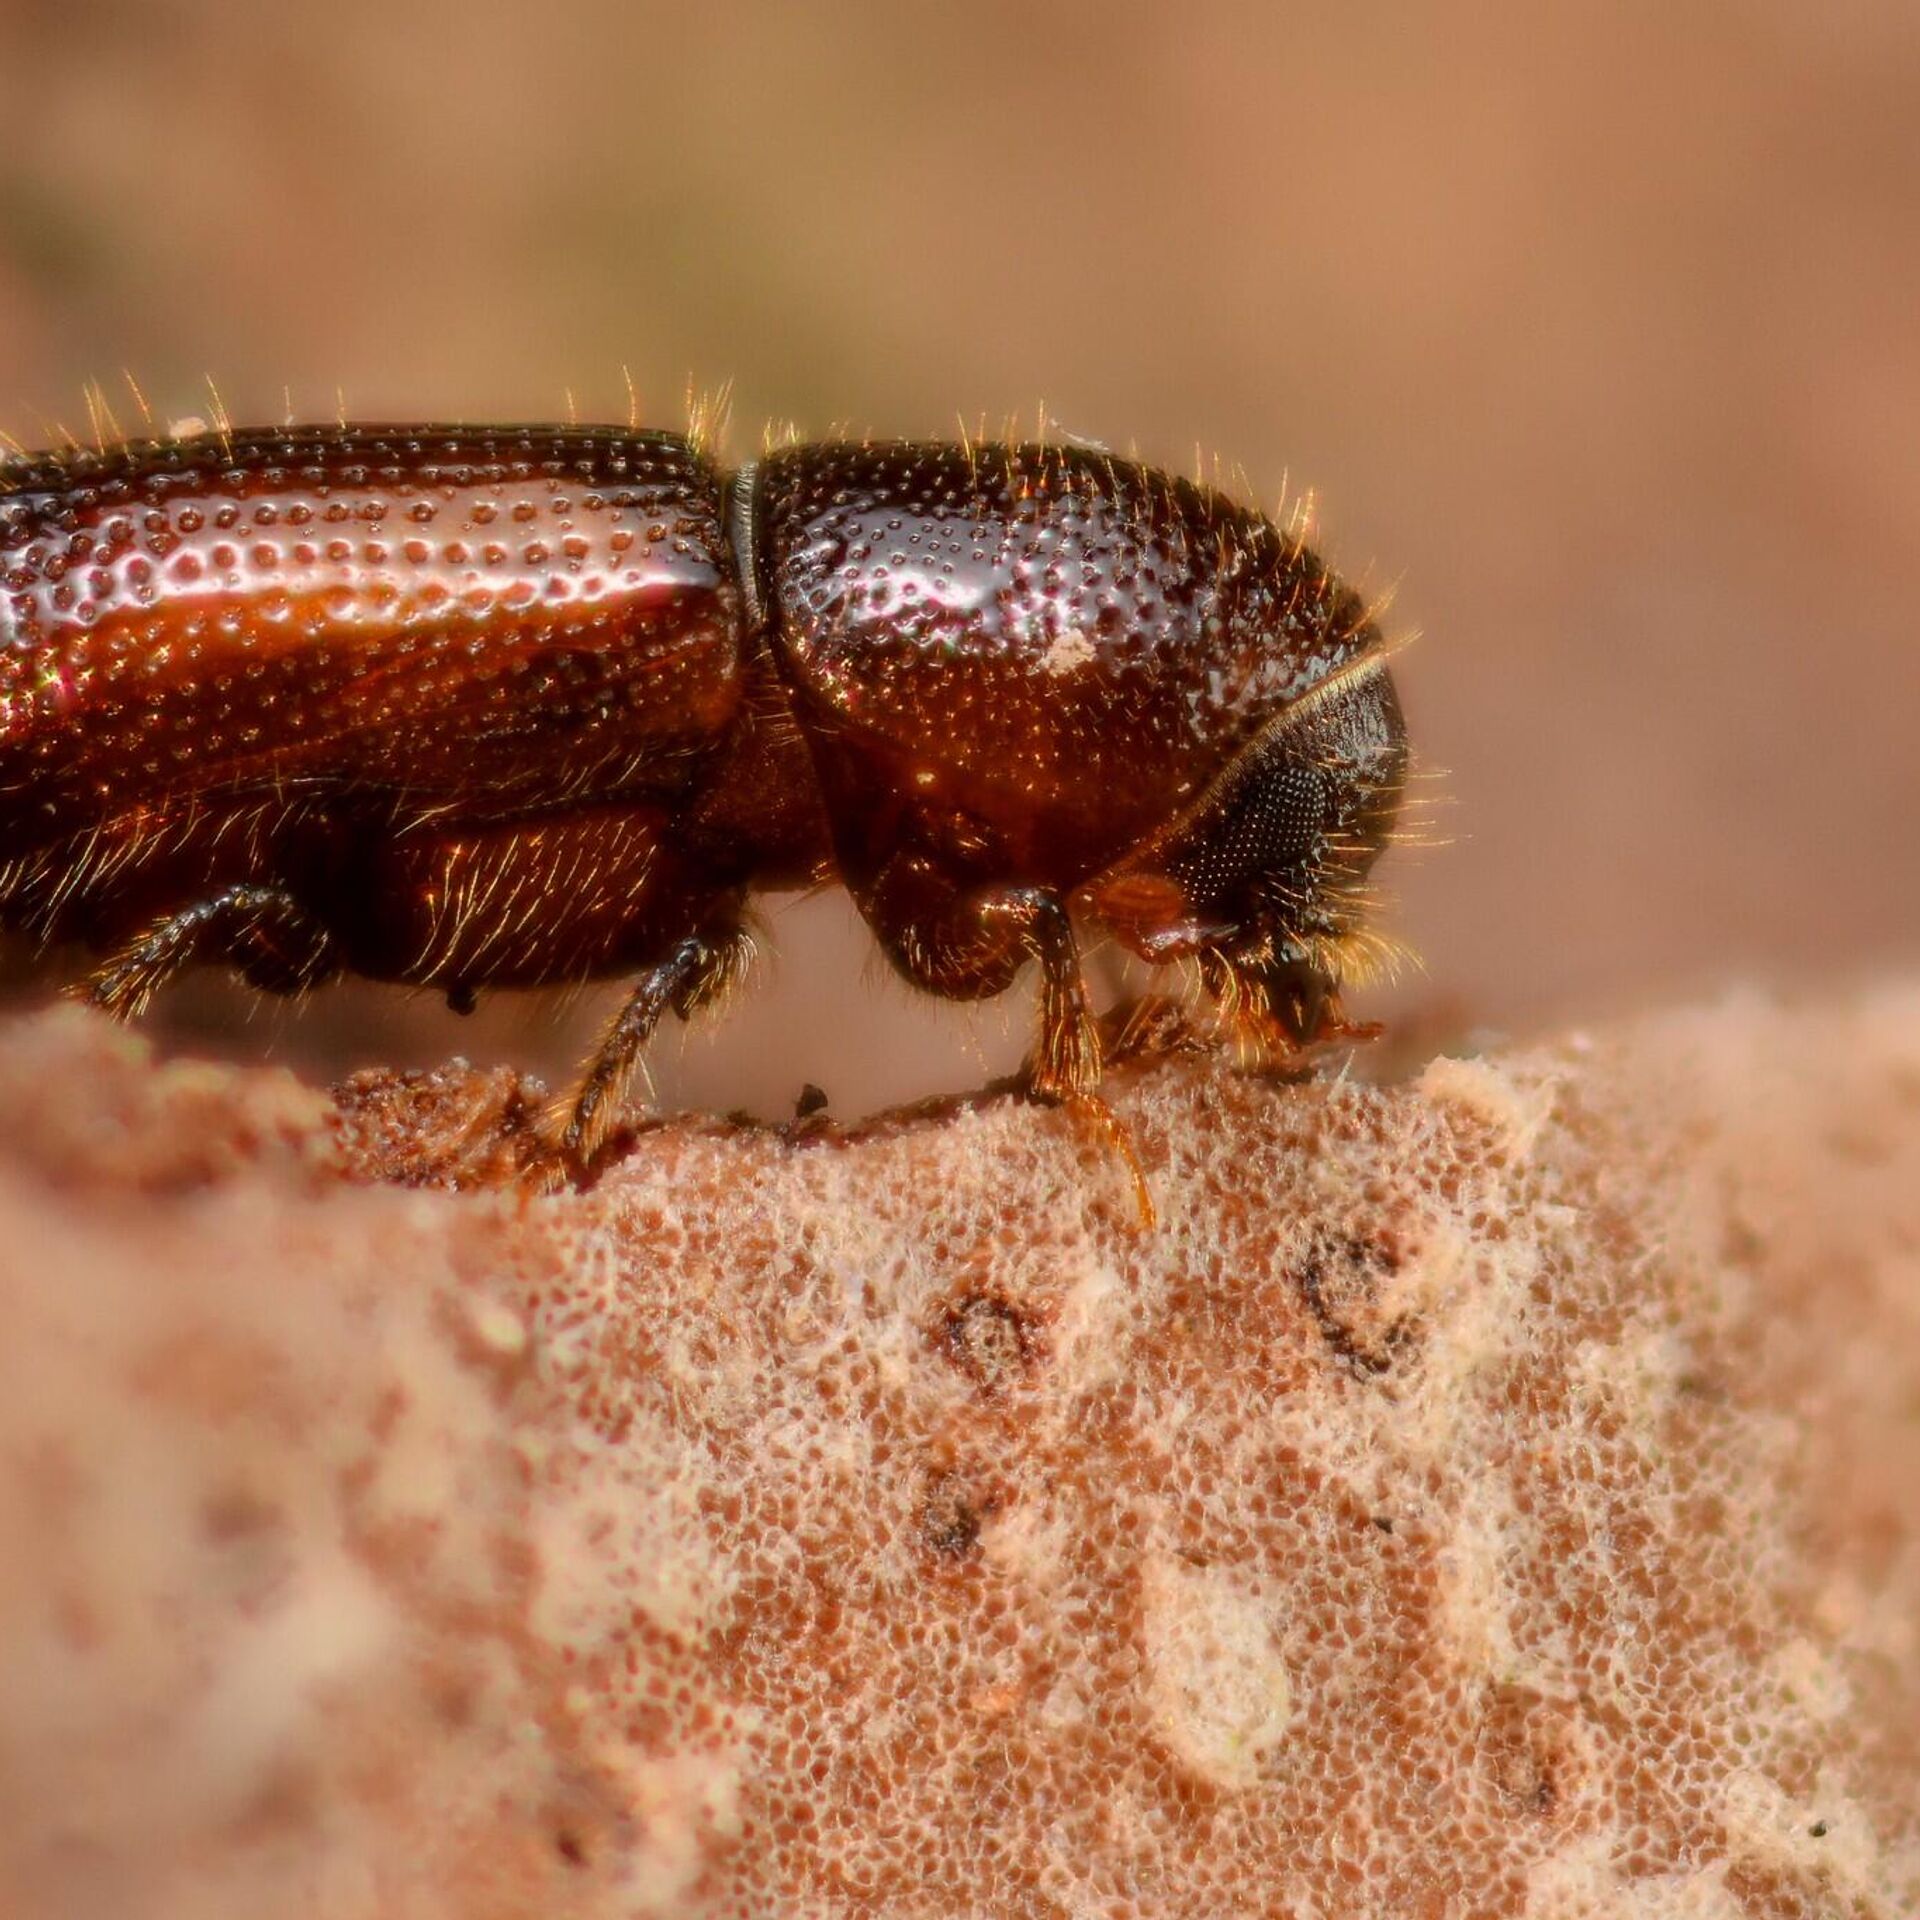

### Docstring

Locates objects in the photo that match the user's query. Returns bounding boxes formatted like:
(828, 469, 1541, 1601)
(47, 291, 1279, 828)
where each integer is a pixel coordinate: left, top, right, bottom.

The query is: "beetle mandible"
(0, 421, 1409, 1186)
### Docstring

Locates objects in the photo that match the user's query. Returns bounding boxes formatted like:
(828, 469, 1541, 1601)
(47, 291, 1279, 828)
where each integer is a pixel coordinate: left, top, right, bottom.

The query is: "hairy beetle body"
(0, 422, 1408, 1178)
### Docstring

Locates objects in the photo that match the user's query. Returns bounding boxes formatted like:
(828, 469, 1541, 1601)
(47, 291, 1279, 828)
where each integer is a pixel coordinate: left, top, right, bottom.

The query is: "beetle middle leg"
(80, 883, 342, 1019)
(547, 921, 756, 1176)
(323, 806, 763, 1184)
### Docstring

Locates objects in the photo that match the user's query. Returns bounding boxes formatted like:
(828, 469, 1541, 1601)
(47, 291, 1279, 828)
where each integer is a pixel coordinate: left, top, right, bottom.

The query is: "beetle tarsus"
(1065, 1093, 1157, 1230)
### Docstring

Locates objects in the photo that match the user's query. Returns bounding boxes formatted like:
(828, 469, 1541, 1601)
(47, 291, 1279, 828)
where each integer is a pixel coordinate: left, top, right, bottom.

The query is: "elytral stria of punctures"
(0, 421, 1410, 1181)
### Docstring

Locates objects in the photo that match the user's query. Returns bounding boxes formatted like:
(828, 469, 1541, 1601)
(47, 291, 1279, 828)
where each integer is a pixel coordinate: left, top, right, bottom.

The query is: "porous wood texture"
(0, 993, 1914, 1918)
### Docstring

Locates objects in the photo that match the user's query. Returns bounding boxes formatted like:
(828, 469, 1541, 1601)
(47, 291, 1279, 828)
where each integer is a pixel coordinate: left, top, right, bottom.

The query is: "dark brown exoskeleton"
(0, 423, 1408, 1192)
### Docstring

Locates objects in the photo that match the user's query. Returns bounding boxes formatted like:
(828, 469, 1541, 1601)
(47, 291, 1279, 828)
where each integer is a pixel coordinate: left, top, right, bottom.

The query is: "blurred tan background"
(1, 0, 1915, 1117)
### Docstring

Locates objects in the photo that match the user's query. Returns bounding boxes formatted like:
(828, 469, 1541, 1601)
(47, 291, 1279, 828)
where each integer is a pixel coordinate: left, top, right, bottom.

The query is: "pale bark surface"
(0, 994, 1914, 1918)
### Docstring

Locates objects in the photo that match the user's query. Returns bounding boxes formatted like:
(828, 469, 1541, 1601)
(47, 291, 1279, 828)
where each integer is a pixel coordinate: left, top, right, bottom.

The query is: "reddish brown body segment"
(0, 423, 1407, 1176)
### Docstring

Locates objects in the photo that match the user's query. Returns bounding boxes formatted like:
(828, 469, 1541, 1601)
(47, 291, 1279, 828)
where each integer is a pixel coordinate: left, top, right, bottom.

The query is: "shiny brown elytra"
(0, 423, 1409, 1187)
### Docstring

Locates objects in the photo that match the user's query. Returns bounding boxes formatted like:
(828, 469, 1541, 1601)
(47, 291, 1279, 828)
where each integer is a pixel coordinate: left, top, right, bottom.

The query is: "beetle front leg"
(862, 852, 1100, 1103)
(1000, 890, 1104, 1105)
(863, 853, 1151, 1219)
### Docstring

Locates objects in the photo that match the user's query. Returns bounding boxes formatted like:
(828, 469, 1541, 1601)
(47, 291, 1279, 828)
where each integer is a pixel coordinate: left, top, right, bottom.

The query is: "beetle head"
(1083, 651, 1408, 1036)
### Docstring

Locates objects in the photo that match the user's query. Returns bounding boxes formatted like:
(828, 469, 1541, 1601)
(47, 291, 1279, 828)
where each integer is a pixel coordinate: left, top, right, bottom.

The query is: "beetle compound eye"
(1, 420, 1411, 1186)
(1090, 647, 1408, 970)
(1163, 759, 1330, 910)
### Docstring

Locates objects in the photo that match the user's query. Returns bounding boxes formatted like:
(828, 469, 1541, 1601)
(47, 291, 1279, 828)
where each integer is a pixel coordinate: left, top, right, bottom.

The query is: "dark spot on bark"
(933, 1289, 1045, 1396)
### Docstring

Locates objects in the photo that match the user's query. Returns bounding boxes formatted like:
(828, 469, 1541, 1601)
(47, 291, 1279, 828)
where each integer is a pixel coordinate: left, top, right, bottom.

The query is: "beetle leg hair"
(548, 922, 755, 1176)
(78, 883, 342, 1020)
